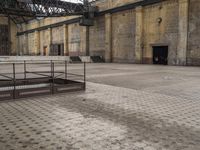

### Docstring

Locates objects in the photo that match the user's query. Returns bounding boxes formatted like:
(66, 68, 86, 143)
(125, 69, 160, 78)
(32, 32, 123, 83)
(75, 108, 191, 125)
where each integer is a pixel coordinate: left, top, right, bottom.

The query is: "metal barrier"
(0, 61, 86, 100)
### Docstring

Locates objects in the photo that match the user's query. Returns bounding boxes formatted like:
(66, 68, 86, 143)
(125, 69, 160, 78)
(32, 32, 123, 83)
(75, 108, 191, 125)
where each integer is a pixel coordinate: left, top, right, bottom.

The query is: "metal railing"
(0, 60, 86, 100)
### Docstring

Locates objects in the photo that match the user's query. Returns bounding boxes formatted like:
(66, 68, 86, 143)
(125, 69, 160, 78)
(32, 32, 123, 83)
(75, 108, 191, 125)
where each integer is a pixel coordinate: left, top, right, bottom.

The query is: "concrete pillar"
(63, 24, 69, 56)
(105, 13, 112, 62)
(34, 30, 40, 55)
(24, 33, 29, 55)
(47, 28, 52, 56)
(135, 6, 143, 63)
(177, 0, 189, 65)
(86, 26, 90, 56)
(80, 26, 89, 56)
(108, 0, 112, 9)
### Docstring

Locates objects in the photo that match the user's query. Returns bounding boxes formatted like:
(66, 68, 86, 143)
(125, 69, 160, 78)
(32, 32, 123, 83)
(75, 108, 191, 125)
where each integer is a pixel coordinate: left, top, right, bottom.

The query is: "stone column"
(86, 26, 90, 56)
(135, 6, 143, 63)
(177, 0, 189, 65)
(105, 13, 112, 62)
(24, 33, 29, 55)
(47, 28, 52, 56)
(63, 24, 69, 56)
(80, 26, 89, 56)
(34, 30, 40, 55)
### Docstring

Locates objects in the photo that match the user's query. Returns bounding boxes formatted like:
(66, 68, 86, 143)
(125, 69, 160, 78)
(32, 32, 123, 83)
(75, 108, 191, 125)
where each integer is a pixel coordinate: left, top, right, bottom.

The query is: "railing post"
(13, 63, 16, 99)
(50, 60, 53, 78)
(65, 60, 67, 81)
(50, 60, 53, 94)
(84, 62, 86, 90)
(24, 60, 26, 80)
(52, 62, 55, 94)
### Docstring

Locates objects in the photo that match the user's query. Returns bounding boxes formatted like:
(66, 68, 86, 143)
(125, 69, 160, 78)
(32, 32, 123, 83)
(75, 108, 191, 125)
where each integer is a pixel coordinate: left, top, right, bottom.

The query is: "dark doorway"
(0, 25, 9, 55)
(58, 44, 61, 56)
(50, 44, 64, 56)
(43, 46, 47, 56)
(153, 46, 168, 65)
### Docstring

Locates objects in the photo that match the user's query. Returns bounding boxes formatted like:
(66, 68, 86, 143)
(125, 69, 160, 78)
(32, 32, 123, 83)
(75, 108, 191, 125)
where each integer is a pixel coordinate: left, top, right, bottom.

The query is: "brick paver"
(0, 81, 199, 150)
(0, 64, 200, 150)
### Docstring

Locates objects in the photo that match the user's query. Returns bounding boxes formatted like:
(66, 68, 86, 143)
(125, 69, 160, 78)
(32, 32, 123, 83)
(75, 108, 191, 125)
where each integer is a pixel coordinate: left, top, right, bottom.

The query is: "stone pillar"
(177, 0, 189, 65)
(24, 33, 29, 55)
(108, 0, 112, 9)
(63, 24, 69, 56)
(105, 13, 112, 62)
(47, 28, 52, 56)
(80, 26, 89, 56)
(34, 30, 40, 55)
(86, 26, 90, 56)
(135, 6, 143, 63)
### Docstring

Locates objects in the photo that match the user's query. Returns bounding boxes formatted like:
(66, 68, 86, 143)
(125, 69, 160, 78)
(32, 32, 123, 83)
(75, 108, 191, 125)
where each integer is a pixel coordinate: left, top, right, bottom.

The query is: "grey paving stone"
(0, 64, 200, 150)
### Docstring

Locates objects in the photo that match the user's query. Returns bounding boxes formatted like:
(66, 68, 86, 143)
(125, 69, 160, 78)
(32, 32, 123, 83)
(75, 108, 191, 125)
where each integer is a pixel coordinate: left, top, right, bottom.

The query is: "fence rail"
(0, 60, 86, 100)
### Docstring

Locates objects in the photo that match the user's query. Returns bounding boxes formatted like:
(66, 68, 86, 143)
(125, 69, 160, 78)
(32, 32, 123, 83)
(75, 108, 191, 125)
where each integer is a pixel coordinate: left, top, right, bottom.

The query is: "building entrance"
(153, 46, 168, 65)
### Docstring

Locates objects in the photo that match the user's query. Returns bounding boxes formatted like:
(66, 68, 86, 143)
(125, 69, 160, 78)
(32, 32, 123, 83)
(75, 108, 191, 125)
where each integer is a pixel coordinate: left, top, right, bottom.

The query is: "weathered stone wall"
(142, 0, 179, 65)
(112, 10, 136, 63)
(28, 33, 34, 55)
(187, 0, 200, 65)
(0, 16, 8, 25)
(10, 21, 17, 55)
(89, 16, 105, 57)
(93, 0, 141, 11)
(0, 16, 18, 55)
(68, 23, 81, 56)
(110, 0, 141, 8)
(11, 0, 200, 65)
(39, 29, 51, 55)
(52, 26, 64, 44)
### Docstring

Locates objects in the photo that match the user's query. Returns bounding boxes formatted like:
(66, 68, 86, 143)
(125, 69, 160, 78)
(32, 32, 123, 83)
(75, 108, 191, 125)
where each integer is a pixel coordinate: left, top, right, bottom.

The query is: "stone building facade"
(0, 0, 200, 65)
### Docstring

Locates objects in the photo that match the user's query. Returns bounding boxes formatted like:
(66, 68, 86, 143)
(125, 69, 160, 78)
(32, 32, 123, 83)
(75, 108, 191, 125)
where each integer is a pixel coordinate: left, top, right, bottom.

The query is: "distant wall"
(187, 0, 200, 65)
(14, 0, 200, 65)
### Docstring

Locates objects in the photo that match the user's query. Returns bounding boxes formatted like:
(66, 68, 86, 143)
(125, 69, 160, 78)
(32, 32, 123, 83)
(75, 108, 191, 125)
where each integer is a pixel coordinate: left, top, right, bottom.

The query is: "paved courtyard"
(0, 63, 200, 150)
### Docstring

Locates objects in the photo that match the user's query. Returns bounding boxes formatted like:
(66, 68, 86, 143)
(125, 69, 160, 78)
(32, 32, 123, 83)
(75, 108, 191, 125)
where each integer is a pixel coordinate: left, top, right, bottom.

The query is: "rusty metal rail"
(0, 61, 86, 100)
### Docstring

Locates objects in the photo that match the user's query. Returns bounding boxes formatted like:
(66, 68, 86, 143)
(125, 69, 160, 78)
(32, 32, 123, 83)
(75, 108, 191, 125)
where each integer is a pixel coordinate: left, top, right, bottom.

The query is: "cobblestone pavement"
(0, 63, 200, 150)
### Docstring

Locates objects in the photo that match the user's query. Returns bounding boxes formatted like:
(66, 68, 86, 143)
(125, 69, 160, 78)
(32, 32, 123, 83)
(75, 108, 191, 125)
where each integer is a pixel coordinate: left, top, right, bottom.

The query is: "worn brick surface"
(0, 63, 200, 150)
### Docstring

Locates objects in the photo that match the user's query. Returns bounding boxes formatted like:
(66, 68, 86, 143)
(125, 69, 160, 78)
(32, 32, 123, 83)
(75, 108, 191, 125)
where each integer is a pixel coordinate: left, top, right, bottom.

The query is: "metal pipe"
(52, 62, 55, 94)
(0, 73, 13, 80)
(65, 60, 67, 81)
(13, 63, 16, 99)
(24, 60, 26, 80)
(50, 60, 53, 78)
(50, 60, 53, 94)
(84, 62, 86, 89)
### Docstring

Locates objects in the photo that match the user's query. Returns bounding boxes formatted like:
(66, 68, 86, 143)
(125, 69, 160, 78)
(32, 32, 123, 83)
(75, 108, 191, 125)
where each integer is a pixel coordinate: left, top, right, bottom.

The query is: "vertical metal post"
(65, 61, 67, 81)
(24, 60, 26, 80)
(84, 62, 86, 89)
(50, 60, 53, 78)
(52, 62, 55, 94)
(50, 60, 53, 94)
(13, 63, 16, 99)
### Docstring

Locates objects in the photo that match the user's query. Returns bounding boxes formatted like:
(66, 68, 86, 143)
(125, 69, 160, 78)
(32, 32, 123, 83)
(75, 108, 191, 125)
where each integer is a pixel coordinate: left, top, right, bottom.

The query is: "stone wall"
(187, 0, 200, 65)
(93, 0, 142, 11)
(0, 16, 17, 55)
(112, 10, 136, 63)
(52, 26, 64, 44)
(40, 29, 51, 55)
(68, 23, 81, 56)
(0, 16, 8, 25)
(4, 0, 200, 65)
(142, 0, 179, 65)
(89, 16, 105, 57)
